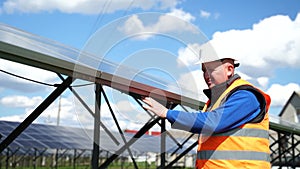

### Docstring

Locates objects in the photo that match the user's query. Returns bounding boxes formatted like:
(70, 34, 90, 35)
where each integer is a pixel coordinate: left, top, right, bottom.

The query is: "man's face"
(202, 61, 228, 89)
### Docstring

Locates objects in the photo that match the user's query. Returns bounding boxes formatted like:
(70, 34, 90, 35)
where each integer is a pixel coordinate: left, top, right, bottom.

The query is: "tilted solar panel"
(0, 23, 203, 109)
(0, 120, 196, 155)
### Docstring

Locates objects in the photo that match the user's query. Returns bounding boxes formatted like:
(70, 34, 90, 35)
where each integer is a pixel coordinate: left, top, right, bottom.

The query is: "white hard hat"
(195, 42, 239, 67)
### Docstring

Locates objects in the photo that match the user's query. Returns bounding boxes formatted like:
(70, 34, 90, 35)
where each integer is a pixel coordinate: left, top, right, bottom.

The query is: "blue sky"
(0, 0, 299, 129)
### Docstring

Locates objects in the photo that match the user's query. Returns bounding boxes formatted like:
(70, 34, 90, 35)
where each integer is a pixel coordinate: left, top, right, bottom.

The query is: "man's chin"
(208, 84, 214, 89)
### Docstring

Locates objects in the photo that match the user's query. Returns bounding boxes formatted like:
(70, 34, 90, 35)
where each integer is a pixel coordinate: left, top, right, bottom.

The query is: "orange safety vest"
(196, 79, 271, 169)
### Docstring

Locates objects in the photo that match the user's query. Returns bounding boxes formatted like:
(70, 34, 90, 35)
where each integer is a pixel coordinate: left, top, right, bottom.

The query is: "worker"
(142, 42, 271, 168)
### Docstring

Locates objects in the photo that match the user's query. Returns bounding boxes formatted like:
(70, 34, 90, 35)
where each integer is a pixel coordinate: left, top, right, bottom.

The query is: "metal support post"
(292, 134, 295, 168)
(278, 132, 282, 168)
(92, 84, 101, 169)
(5, 148, 9, 169)
(160, 118, 166, 168)
(33, 148, 37, 169)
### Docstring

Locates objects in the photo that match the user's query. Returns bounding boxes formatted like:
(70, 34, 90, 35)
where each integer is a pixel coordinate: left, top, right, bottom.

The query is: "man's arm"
(166, 90, 261, 133)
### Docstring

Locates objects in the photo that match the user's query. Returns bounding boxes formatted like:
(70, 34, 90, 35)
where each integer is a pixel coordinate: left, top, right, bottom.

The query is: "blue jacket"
(166, 75, 261, 134)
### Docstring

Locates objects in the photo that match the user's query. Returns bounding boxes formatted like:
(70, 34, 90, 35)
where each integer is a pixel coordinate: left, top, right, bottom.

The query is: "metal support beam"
(92, 84, 101, 169)
(99, 117, 160, 169)
(57, 74, 119, 146)
(100, 85, 138, 169)
(160, 118, 166, 169)
(133, 97, 181, 147)
(0, 76, 74, 152)
(165, 140, 198, 169)
(270, 128, 300, 168)
(292, 134, 295, 168)
(171, 133, 195, 156)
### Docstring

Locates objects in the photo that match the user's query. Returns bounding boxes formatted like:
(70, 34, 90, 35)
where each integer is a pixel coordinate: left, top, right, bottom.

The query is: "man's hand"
(142, 97, 168, 118)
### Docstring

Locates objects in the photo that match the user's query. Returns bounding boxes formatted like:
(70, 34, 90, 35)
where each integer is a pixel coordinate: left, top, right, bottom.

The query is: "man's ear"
(226, 63, 235, 78)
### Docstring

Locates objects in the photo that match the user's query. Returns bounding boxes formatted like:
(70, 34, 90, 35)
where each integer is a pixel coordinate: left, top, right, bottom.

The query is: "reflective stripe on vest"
(212, 127, 269, 139)
(198, 150, 270, 161)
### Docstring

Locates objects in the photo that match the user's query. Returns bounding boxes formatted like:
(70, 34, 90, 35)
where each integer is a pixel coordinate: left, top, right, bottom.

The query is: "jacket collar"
(203, 74, 241, 106)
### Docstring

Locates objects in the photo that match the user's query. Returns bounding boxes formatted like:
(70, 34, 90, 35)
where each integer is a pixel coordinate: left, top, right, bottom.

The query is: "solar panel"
(0, 121, 87, 150)
(0, 23, 203, 109)
(1, 116, 299, 156)
(0, 120, 196, 155)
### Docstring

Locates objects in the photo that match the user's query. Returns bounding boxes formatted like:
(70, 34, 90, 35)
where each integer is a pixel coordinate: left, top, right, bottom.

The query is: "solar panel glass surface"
(0, 23, 202, 105)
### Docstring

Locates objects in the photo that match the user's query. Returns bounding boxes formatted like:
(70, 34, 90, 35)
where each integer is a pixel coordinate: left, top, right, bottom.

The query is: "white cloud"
(0, 86, 144, 130)
(267, 83, 300, 107)
(152, 9, 196, 32)
(0, 59, 59, 92)
(159, 0, 182, 10)
(118, 9, 196, 40)
(0, 95, 43, 108)
(174, 11, 300, 107)
(0, 115, 24, 122)
(200, 10, 210, 19)
(118, 14, 153, 40)
(199, 9, 220, 20)
(257, 76, 269, 90)
(0, 95, 76, 124)
(37, 96, 80, 126)
(168, 69, 207, 102)
(235, 71, 252, 81)
(177, 43, 201, 67)
(177, 13, 300, 93)
(173, 13, 299, 89)
(0, 0, 181, 14)
(209, 13, 300, 78)
(168, 8, 195, 23)
(0, 60, 56, 82)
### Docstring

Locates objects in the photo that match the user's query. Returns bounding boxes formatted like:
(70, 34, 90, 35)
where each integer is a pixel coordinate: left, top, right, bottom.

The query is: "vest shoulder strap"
(210, 79, 267, 123)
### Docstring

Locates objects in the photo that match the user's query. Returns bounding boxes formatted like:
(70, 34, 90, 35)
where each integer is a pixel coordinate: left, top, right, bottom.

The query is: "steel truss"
(270, 126, 300, 168)
(0, 72, 200, 169)
(2, 72, 300, 169)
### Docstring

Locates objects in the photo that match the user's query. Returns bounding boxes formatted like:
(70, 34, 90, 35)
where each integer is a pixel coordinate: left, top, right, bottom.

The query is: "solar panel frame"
(0, 23, 203, 110)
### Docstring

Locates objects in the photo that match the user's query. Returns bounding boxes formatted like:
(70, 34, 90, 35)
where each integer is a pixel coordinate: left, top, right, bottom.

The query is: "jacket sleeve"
(166, 90, 261, 134)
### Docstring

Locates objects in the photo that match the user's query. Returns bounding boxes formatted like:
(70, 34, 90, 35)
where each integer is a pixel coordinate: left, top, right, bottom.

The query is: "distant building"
(270, 91, 300, 168)
(279, 91, 300, 122)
